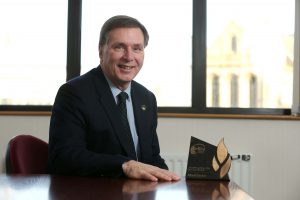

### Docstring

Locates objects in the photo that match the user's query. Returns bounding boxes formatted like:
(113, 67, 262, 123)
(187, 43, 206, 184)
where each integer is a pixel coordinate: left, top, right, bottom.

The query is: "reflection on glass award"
(185, 136, 231, 180)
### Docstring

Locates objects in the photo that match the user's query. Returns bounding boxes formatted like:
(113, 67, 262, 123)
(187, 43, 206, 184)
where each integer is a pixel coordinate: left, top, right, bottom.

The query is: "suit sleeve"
(148, 92, 169, 170)
(48, 83, 130, 177)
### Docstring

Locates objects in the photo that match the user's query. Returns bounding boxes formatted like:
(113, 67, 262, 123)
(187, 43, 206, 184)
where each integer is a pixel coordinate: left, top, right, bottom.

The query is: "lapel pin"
(141, 105, 147, 111)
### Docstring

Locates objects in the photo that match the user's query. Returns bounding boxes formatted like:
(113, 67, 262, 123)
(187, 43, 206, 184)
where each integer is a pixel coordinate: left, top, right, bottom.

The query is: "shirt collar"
(103, 73, 132, 104)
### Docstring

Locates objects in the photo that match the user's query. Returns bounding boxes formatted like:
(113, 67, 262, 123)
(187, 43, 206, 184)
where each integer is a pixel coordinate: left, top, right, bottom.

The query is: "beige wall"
(0, 115, 300, 200)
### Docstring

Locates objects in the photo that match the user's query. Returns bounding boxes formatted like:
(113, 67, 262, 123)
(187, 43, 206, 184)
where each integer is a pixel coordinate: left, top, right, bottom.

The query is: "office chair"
(6, 134, 48, 174)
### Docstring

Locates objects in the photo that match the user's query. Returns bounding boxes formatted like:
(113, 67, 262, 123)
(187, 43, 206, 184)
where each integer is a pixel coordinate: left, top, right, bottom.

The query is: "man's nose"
(123, 48, 134, 61)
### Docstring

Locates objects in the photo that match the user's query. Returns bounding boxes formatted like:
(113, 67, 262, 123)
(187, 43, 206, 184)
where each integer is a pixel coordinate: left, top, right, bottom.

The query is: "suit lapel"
(92, 67, 137, 159)
(131, 83, 150, 161)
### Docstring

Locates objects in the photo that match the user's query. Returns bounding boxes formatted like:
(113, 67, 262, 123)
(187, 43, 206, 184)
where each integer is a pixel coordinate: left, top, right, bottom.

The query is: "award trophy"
(185, 136, 231, 181)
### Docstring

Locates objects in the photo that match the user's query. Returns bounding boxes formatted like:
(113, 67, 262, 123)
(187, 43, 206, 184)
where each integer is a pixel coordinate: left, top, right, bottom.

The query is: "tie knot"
(118, 91, 128, 103)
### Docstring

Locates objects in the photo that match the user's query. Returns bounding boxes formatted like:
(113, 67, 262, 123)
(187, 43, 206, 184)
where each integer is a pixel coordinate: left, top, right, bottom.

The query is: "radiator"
(162, 154, 252, 194)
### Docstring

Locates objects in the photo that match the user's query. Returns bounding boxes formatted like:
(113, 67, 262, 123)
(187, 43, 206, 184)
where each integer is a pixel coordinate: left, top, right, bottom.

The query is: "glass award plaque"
(185, 136, 231, 181)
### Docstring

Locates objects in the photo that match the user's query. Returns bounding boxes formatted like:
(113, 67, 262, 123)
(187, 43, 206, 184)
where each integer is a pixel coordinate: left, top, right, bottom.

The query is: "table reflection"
(187, 180, 253, 200)
(229, 181, 254, 200)
(0, 175, 254, 200)
(0, 175, 50, 200)
(155, 182, 188, 200)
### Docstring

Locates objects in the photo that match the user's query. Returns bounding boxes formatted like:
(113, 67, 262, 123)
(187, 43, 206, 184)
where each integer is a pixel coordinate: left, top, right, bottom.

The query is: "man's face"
(99, 27, 145, 90)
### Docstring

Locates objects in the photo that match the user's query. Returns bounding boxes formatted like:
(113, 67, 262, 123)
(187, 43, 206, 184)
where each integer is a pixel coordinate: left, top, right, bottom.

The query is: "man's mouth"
(118, 64, 133, 70)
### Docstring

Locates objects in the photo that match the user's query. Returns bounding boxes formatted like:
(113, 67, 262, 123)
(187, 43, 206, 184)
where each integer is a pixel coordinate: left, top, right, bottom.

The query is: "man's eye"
(133, 47, 143, 52)
(114, 45, 124, 51)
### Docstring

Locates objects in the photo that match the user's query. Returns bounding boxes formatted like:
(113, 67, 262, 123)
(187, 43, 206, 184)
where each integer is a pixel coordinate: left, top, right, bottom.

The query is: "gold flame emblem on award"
(212, 138, 231, 178)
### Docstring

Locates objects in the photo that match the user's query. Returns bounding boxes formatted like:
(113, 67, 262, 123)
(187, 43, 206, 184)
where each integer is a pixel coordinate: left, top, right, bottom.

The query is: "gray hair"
(99, 15, 149, 48)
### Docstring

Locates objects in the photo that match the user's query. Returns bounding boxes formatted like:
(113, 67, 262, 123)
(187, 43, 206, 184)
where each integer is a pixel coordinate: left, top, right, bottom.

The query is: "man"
(48, 15, 180, 182)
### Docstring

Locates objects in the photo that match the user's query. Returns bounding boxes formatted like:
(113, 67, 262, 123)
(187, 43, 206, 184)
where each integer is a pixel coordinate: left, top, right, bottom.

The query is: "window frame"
(0, 0, 294, 116)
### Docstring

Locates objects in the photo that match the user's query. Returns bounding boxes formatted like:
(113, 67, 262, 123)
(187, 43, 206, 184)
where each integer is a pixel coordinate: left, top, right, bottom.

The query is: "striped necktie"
(117, 91, 137, 159)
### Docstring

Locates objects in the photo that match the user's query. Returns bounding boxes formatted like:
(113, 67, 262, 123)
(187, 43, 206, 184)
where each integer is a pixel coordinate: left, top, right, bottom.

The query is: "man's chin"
(119, 74, 136, 82)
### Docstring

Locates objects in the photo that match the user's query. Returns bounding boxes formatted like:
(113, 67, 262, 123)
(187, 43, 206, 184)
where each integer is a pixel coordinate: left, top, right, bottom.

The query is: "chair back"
(6, 134, 48, 174)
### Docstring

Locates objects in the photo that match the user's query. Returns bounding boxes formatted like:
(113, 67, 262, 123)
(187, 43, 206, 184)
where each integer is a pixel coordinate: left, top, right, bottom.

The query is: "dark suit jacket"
(48, 66, 168, 176)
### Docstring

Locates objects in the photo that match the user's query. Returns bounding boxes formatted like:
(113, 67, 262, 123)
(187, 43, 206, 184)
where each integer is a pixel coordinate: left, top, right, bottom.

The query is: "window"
(1, 0, 298, 116)
(206, 0, 295, 112)
(231, 36, 237, 53)
(0, 0, 68, 109)
(230, 75, 239, 107)
(250, 75, 258, 107)
(81, 0, 193, 107)
(212, 75, 220, 107)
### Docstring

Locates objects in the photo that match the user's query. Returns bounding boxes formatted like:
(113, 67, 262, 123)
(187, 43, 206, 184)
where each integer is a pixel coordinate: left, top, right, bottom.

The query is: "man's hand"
(122, 160, 181, 181)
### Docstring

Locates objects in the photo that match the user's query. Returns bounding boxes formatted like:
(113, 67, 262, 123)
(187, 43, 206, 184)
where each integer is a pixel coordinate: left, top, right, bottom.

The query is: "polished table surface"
(0, 174, 254, 200)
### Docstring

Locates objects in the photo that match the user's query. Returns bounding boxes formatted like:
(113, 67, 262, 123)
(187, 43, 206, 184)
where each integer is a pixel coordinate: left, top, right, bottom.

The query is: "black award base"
(185, 136, 231, 181)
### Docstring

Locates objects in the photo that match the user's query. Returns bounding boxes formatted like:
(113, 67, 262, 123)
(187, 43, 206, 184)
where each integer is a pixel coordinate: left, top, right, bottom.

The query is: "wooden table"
(0, 174, 254, 200)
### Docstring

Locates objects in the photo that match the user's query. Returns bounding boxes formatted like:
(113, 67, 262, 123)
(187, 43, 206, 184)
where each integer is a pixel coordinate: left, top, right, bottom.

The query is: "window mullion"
(67, 0, 82, 81)
(292, 0, 300, 115)
(192, 0, 206, 111)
